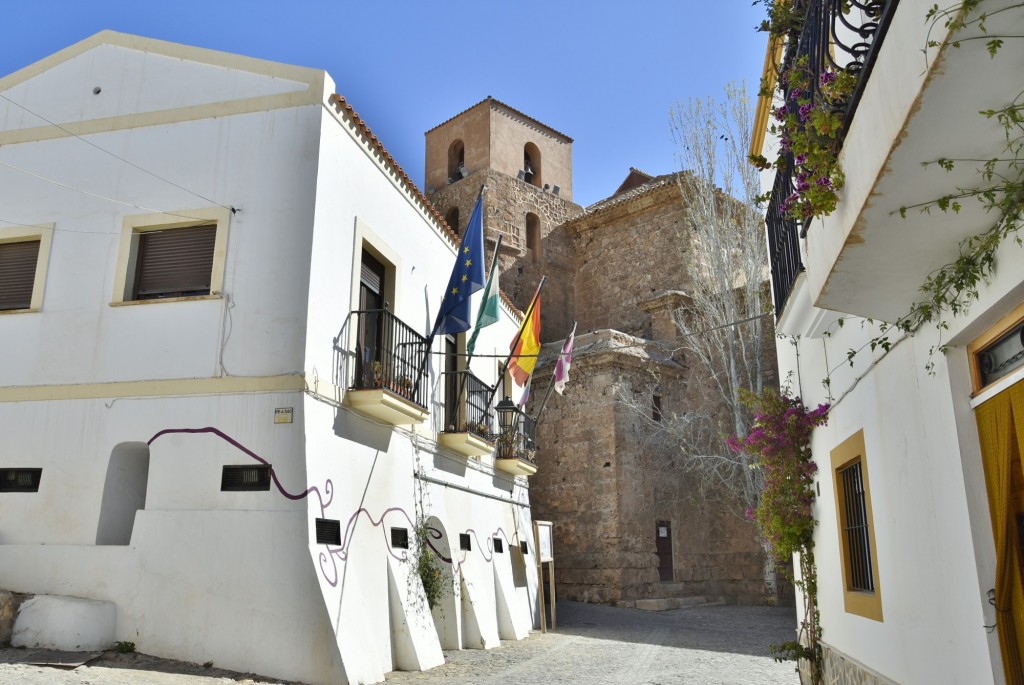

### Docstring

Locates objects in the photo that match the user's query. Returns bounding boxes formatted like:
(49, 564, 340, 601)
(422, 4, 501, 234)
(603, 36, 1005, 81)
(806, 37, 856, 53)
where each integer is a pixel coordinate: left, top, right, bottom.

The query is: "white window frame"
(111, 207, 230, 305)
(0, 223, 54, 313)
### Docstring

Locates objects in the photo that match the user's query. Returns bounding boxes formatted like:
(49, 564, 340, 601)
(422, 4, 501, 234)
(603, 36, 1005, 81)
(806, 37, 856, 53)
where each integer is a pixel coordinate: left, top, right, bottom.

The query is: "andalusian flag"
(430, 194, 486, 337)
(466, 241, 501, 356)
(508, 292, 541, 386)
(553, 323, 577, 395)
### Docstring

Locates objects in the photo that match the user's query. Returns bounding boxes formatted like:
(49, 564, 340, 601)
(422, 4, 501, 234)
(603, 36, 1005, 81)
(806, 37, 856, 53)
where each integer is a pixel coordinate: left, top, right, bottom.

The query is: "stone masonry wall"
(529, 331, 772, 605)
(568, 186, 693, 339)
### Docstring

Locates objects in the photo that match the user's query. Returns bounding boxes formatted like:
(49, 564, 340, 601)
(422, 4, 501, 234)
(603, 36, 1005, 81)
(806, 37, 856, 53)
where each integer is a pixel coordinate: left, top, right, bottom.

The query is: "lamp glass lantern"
(495, 396, 521, 435)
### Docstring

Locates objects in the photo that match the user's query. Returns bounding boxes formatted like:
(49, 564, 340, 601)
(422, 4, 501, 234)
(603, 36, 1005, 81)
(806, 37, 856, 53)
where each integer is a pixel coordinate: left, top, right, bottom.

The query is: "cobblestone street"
(0, 601, 798, 685)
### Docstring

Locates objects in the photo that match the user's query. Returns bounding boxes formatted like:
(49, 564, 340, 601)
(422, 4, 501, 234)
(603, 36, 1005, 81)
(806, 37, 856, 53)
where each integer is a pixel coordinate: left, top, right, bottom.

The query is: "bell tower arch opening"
(448, 140, 466, 182)
(523, 143, 541, 188)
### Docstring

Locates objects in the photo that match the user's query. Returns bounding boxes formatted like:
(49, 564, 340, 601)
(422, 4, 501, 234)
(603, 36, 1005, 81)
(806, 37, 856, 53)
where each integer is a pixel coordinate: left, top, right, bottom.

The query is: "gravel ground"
(0, 602, 799, 685)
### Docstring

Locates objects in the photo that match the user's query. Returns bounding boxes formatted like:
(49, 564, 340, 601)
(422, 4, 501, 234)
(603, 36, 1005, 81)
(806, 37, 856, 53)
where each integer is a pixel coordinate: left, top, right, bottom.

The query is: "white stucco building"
(0, 31, 541, 685)
(754, 1, 1024, 683)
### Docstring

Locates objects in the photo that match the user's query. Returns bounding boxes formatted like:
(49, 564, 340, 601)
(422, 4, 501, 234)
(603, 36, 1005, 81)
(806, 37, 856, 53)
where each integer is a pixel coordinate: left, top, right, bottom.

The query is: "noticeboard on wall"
(535, 520, 553, 562)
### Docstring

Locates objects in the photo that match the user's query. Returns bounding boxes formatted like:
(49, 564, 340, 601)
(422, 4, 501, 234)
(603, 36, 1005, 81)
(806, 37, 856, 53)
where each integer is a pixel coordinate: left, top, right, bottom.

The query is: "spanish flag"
(508, 292, 541, 386)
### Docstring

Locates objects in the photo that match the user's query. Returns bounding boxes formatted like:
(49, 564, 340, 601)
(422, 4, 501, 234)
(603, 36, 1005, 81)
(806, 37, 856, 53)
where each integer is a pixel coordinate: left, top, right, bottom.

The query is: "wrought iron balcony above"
(494, 398, 538, 477)
(346, 308, 430, 425)
(439, 370, 496, 457)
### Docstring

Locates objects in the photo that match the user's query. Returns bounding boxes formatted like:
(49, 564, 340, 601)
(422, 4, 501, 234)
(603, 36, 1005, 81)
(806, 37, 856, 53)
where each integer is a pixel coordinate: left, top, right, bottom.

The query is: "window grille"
(0, 468, 42, 492)
(220, 464, 271, 491)
(391, 527, 410, 549)
(316, 518, 341, 545)
(839, 460, 874, 592)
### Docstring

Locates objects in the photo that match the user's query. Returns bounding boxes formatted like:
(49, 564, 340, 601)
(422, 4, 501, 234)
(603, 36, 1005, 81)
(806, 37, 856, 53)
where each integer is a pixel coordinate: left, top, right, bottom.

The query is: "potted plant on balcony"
(371, 360, 383, 388)
(496, 429, 521, 460)
(467, 421, 491, 440)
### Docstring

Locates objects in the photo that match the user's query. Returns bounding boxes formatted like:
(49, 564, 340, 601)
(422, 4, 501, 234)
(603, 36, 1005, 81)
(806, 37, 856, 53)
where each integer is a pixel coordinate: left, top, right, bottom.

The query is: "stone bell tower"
(424, 97, 582, 338)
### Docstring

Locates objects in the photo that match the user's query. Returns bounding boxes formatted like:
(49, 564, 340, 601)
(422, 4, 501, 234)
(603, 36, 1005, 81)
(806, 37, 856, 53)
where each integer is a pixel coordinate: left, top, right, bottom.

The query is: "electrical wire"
(0, 160, 219, 222)
(0, 93, 234, 212)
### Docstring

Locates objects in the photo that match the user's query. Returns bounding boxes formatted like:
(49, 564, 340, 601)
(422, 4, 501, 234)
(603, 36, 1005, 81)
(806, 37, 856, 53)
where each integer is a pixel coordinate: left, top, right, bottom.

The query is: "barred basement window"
(0, 468, 42, 492)
(316, 518, 341, 545)
(391, 527, 410, 549)
(493, 538, 504, 553)
(220, 464, 271, 491)
(0, 240, 41, 311)
(460, 533, 471, 551)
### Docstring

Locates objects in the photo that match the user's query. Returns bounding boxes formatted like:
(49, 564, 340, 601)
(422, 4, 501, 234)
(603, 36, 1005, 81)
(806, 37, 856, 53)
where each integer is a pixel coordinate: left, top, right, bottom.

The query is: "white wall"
(774, 232, 1024, 683)
(0, 34, 539, 685)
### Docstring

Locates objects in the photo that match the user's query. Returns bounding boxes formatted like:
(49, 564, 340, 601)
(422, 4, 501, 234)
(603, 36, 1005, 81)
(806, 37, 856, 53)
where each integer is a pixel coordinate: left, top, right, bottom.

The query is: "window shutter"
(135, 224, 217, 299)
(0, 240, 41, 310)
(360, 250, 385, 295)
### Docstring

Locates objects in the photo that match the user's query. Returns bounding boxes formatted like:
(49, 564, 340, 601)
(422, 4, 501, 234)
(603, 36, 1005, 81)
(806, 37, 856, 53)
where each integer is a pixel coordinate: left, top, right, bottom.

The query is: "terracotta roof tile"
(329, 93, 522, 321)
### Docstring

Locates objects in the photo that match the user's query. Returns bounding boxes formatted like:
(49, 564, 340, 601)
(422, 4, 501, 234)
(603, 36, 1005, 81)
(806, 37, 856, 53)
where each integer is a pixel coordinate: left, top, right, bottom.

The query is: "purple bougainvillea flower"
(816, 176, 834, 189)
(794, 153, 807, 165)
(819, 71, 837, 86)
(799, 103, 814, 122)
(774, 104, 788, 121)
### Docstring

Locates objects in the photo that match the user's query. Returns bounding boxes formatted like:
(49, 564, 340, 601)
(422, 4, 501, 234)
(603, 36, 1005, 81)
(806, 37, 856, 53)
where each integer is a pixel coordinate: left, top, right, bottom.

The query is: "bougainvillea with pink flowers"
(753, 56, 856, 223)
(728, 388, 829, 559)
(729, 388, 828, 682)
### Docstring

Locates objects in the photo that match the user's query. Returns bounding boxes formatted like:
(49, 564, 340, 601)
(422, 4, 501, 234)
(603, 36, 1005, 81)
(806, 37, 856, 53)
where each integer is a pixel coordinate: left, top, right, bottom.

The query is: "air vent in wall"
(391, 527, 410, 549)
(520, 541, 529, 555)
(0, 468, 42, 492)
(460, 533, 471, 551)
(493, 538, 504, 554)
(316, 518, 341, 545)
(221, 464, 271, 491)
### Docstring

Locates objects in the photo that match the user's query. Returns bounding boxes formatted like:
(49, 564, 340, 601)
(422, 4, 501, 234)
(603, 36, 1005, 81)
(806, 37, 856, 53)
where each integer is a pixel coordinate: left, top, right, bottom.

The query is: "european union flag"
(430, 192, 486, 337)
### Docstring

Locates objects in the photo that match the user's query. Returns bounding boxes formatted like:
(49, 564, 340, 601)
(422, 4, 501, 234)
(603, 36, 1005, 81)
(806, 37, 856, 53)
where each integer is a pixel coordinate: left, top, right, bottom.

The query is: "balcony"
(767, 0, 1024, 322)
(346, 308, 430, 425)
(438, 370, 496, 458)
(493, 399, 538, 477)
(766, 154, 804, 320)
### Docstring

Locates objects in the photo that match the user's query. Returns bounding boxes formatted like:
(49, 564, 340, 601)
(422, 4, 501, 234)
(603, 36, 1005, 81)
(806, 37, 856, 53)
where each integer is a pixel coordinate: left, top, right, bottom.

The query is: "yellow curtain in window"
(975, 379, 1024, 685)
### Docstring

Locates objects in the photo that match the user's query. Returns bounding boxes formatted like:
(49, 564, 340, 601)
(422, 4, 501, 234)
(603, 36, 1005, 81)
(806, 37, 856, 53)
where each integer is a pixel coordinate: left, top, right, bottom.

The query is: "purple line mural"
(148, 426, 526, 586)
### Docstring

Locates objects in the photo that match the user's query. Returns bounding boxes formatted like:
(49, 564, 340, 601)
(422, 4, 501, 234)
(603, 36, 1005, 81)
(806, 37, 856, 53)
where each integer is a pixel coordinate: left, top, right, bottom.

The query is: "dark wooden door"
(656, 520, 673, 582)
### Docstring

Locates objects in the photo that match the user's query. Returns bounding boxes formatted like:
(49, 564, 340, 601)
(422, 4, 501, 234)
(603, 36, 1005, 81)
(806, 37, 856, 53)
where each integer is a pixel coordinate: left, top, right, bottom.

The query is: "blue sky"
(2, 2, 768, 207)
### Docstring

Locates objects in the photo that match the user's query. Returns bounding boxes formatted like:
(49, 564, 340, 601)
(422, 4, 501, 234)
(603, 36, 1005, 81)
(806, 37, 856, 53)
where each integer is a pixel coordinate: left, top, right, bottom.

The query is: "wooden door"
(656, 520, 673, 582)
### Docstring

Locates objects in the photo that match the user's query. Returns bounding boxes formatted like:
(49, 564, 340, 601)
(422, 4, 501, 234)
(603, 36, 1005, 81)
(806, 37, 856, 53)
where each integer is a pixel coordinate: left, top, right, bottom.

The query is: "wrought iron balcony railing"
(350, 308, 429, 409)
(767, 154, 804, 320)
(782, 0, 898, 131)
(496, 411, 537, 465)
(765, 0, 898, 317)
(442, 370, 496, 441)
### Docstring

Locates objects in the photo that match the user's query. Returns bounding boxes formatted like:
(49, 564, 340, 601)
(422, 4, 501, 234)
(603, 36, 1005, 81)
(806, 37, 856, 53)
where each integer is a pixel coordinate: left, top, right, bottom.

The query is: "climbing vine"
(728, 388, 829, 684)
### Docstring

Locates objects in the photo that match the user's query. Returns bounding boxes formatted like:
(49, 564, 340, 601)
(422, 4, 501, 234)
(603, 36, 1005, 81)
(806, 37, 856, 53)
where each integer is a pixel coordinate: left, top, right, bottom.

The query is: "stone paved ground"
(0, 602, 799, 685)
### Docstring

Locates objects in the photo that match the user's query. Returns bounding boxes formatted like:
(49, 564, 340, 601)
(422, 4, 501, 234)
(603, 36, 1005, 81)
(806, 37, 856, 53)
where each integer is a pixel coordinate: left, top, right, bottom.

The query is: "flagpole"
(416, 184, 488, 399)
(486, 275, 546, 409)
(534, 321, 576, 425)
(456, 232, 502, 429)
(464, 233, 502, 370)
